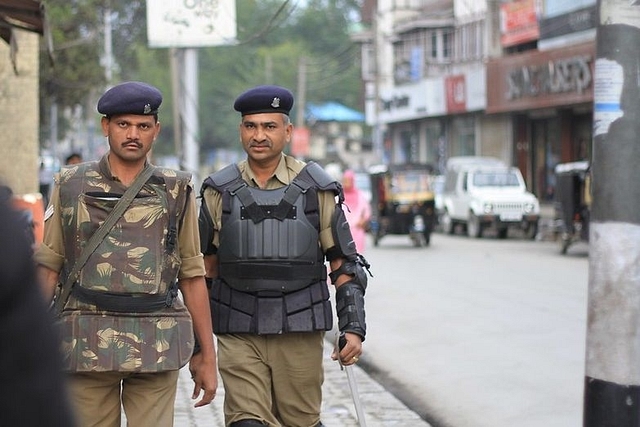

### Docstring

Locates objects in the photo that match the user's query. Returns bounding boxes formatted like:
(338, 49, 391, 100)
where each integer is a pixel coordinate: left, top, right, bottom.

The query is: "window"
(473, 172, 521, 187)
(393, 29, 429, 83)
(443, 30, 452, 59)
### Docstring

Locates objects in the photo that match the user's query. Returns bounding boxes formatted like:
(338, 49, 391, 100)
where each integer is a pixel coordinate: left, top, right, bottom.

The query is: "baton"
(336, 333, 367, 427)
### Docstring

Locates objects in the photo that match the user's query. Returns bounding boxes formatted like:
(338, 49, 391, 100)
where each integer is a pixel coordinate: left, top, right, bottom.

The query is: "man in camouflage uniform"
(35, 81, 217, 427)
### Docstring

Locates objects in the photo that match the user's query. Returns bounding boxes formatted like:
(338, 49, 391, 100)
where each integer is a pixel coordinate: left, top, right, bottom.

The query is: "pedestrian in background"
(65, 152, 83, 165)
(34, 81, 217, 427)
(342, 169, 371, 253)
(0, 187, 77, 427)
(199, 85, 370, 426)
(39, 158, 54, 207)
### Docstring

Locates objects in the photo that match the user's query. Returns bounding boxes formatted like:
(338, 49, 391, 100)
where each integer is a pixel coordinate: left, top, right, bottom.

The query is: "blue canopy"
(306, 102, 365, 122)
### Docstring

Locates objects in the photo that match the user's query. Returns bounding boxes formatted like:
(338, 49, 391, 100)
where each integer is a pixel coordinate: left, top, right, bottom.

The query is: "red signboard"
(445, 75, 466, 113)
(291, 126, 310, 158)
(500, 0, 539, 47)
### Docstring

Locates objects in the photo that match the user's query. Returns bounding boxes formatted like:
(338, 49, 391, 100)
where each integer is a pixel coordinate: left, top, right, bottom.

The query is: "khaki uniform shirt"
(34, 155, 205, 279)
(201, 154, 337, 252)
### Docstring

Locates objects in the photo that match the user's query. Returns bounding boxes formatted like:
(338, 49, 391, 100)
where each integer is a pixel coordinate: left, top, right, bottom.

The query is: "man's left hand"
(188, 352, 218, 407)
(331, 331, 363, 366)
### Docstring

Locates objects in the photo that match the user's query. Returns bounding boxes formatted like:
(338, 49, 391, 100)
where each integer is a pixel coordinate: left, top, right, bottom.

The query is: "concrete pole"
(182, 48, 200, 186)
(583, 1, 640, 425)
(170, 48, 183, 162)
(104, 2, 113, 85)
(296, 56, 307, 128)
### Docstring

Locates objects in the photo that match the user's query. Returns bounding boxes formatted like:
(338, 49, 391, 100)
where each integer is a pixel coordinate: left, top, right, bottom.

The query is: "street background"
(360, 229, 589, 427)
(168, 222, 589, 427)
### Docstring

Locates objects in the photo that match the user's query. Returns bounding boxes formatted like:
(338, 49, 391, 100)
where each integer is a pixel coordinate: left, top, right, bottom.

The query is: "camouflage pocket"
(56, 305, 194, 373)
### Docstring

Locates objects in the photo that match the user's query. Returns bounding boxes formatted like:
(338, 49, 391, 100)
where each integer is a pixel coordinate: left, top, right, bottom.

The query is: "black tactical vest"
(202, 162, 339, 335)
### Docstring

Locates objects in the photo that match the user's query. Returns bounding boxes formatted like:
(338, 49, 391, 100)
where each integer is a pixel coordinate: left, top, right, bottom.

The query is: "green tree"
(39, 0, 365, 160)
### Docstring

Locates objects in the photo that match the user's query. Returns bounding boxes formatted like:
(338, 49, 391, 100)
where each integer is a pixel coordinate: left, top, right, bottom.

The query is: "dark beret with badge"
(233, 85, 294, 116)
(97, 81, 163, 117)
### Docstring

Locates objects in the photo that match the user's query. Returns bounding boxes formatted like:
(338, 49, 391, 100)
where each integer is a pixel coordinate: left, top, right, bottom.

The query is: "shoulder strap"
(158, 169, 191, 253)
(53, 164, 156, 315)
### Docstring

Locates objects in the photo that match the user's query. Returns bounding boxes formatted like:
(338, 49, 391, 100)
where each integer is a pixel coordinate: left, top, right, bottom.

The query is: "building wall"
(0, 30, 40, 195)
(478, 114, 512, 163)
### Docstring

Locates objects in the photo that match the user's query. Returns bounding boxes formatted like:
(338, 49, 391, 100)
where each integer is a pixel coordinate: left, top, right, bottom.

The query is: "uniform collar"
(243, 155, 289, 187)
(98, 152, 150, 183)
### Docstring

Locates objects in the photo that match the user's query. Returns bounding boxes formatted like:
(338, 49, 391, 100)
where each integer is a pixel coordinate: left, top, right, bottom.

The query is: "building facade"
(0, 1, 48, 195)
(354, 0, 596, 201)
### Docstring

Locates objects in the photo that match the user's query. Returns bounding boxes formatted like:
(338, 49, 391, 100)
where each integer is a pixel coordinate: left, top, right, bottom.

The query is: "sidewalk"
(173, 340, 431, 427)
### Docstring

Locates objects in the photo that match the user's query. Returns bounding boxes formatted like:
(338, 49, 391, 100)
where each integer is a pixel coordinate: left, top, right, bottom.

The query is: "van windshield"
(472, 171, 520, 187)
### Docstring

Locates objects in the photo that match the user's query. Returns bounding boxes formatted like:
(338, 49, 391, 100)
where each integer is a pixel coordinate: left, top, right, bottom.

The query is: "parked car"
(440, 156, 540, 239)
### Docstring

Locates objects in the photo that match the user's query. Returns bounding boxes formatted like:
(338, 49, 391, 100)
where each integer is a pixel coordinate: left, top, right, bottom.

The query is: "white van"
(440, 156, 540, 239)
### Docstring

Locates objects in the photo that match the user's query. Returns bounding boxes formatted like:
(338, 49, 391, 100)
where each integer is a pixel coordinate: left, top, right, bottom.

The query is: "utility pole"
(181, 48, 200, 186)
(170, 48, 183, 164)
(104, 1, 113, 85)
(296, 56, 307, 128)
(372, 8, 383, 164)
(583, 1, 640, 425)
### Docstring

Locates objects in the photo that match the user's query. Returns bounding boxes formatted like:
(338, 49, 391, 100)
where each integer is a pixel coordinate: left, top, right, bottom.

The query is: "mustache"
(121, 140, 143, 148)
(249, 141, 271, 148)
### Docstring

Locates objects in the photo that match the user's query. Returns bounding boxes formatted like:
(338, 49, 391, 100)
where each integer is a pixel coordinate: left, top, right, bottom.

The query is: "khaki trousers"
(218, 332, 325, 427)
(67, 370, 179, 427)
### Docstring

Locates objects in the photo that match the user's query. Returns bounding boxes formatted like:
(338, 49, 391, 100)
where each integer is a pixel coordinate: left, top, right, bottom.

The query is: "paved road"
(361, 231, 589, 427)
(172, 341, 431, 426)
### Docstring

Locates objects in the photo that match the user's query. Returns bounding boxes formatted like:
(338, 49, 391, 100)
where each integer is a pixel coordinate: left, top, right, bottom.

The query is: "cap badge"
(143, 103, 152, 114)
(271, 97, 281, 108)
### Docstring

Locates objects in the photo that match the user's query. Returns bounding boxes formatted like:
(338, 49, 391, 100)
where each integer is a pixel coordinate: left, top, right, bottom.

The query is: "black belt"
(219, 262, 326, 281)
(71, 284, 177, 313)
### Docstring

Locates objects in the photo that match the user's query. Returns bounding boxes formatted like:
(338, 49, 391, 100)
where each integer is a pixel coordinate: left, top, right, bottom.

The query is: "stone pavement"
(173, 339, 431, 427)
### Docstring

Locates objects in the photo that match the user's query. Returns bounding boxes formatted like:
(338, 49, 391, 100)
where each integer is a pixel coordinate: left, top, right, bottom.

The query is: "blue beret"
(97, 81, 163, 116)
(233, 85, 294, 116)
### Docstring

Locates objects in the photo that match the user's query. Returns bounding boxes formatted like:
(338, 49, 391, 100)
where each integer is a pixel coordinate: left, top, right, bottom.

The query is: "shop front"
(486, 41, 595, 201)
(378, 68, 487, 173)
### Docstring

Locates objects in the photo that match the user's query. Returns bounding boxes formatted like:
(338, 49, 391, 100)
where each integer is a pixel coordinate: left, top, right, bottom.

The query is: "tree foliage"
(39, 0, 365, 158)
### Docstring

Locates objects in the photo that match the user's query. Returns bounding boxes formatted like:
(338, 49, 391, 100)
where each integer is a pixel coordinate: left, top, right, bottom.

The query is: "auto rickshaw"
(553, 161, 591, 254)
(369, 163, 437, 247)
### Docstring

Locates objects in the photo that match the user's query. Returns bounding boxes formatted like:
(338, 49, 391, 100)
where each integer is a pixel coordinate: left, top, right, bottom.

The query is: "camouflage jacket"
(55, 159, 195, 372)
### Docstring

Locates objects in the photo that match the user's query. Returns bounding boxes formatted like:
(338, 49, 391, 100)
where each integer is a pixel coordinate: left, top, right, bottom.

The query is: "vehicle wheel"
(467, 213, 483, 238)
(524, 222, 538, 240)
(441, 210, 454, 235)
(497, 228, 508, 239)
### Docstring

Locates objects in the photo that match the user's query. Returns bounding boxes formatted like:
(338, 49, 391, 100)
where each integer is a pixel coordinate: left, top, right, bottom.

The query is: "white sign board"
(147, 0, 237, 48)
(600, 0, 640, 28)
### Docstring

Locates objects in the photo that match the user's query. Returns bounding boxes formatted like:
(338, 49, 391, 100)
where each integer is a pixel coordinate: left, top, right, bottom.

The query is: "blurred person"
(34, 81, 217, 427)
(0, 186, 77, 427)
(199, 85, 371, 426)
(39, 158, 54, 207)
(342, 169, 372, 253)
(65, 152, 83, 165)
